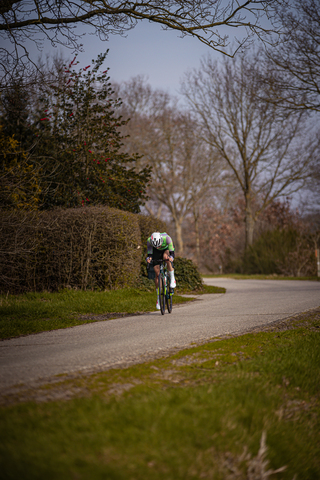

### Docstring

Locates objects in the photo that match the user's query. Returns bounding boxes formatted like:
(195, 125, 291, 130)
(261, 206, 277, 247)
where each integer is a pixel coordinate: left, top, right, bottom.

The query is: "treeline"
(193, 198, 319, 276)
(114, 51, 320, 276)
(0, 207, 167, 294)
(1, 48, 319, 279)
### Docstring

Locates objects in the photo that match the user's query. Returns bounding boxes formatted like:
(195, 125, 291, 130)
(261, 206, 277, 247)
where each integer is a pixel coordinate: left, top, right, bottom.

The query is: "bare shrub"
(0, 206, 142, 293)
(224, 431, 288, 480)
(0, 209, 41, 292)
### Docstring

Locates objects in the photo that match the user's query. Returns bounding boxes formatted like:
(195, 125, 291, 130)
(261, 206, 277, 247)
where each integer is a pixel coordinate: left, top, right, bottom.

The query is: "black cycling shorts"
(151, 248, 171, 265)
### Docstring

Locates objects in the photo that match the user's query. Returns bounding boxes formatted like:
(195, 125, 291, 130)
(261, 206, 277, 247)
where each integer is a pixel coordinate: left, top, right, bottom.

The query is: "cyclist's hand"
(169, 256, 174, 262)
(146, 257, 152, 263)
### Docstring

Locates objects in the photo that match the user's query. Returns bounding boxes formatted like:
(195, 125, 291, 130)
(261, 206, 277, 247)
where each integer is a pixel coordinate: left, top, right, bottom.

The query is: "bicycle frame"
(158, 260, 173, 315)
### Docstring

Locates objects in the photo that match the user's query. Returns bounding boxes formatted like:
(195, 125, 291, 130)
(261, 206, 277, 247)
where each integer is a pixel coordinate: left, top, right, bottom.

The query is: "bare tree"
(260, 0, 320, 211)
(0, 1, 279, 81)
(115, 77, 223, 255)
(181, 52, 316, 250)
(263, 0, 320, 112)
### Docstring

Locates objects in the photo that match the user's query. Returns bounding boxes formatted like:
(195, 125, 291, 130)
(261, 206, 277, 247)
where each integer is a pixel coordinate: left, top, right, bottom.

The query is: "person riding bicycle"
(146, 232, 176, 310)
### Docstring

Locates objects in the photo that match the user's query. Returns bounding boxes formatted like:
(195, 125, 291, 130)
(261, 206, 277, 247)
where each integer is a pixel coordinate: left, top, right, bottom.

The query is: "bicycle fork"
(164, 275, 174, 299)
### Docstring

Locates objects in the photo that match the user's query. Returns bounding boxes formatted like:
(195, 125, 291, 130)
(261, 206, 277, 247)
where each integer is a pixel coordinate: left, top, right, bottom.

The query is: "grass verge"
(203, 273, 319, 281)
(0, 308, 319, 479)
(0, 288, 201, 340)
(180, 284, 226, 295)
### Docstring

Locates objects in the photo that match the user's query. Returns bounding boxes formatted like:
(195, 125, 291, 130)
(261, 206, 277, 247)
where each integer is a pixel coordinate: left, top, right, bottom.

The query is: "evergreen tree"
(35, 52, 151, 212)
(0, 81, 42, 210)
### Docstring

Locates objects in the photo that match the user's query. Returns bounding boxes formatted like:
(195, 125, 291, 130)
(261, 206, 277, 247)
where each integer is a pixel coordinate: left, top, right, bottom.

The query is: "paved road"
(0, 278, 319, 391)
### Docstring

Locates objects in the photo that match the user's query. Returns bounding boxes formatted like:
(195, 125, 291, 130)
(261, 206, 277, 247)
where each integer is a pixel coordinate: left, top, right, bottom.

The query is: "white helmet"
(150, 232, 162, 248)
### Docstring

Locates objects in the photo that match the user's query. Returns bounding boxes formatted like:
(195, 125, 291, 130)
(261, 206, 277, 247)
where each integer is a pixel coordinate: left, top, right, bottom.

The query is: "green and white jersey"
(147, 233, 175, 257)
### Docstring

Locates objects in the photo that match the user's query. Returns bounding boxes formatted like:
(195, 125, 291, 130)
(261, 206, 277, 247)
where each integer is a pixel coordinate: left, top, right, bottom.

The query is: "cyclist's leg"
(153, 264, 160, 310)
(153, 264, 160, 288)
(152, 248, 165, 309)
(159, 272, 166, 315)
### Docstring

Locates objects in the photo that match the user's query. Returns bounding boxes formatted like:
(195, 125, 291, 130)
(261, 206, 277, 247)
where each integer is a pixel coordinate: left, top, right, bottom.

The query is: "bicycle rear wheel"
(159, 275, 166, 315)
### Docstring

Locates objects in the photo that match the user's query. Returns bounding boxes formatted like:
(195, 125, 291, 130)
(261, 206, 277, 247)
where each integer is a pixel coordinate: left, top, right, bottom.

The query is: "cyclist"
(146, 232, 176, 310)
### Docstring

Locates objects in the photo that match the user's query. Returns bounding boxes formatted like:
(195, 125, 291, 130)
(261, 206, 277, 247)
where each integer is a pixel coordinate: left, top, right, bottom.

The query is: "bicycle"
(152, 259, 174, 315)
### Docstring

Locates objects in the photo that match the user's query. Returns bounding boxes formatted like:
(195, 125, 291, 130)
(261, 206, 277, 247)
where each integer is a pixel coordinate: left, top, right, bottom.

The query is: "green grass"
(201, 284, 226, 294)
(0, 288, 195, 340)
(0, 282, 226, 339)
(1, 312, 320, 479)
(184, 284, 226, 294)
(203, 273, 319, 281)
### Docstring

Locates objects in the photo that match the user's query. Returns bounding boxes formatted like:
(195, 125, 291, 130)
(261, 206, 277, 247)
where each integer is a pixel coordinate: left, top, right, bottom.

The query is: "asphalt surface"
(0, 278, 319, 391)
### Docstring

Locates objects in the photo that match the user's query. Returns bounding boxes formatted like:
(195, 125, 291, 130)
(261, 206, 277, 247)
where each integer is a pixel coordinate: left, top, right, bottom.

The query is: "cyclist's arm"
(146, 239, 153, 261)
(166, 235, 175, 259)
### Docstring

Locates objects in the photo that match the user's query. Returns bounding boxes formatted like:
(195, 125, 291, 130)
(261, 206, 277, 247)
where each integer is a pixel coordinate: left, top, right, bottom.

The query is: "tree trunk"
(245, 195, 255, 250)
(245, 214, 255, 248)
(193, 207, 200, 263)
(175, 220, 184, 256)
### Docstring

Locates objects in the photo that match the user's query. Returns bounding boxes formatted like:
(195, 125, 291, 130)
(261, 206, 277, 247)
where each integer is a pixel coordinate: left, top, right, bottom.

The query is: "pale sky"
(82, 22, 215, 94)
(6, 11, 258, 96)
(28, 20, 223, 96)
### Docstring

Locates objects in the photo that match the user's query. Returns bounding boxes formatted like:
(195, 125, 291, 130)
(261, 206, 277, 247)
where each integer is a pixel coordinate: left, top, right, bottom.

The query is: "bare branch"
(181, 51, 314, 248)
(262, 0, 320, 112)
(115, 76, 224, 254)
(0, 1, 279, 80)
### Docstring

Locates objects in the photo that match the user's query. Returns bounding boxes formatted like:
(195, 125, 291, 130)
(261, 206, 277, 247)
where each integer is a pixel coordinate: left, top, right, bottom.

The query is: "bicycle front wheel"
(159, 275, 166, 315)
(166, 284, 173, 313)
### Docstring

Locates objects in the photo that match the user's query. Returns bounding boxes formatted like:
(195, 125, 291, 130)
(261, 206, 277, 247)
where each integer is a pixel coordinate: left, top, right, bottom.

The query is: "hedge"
(244, 227, 317, 276)
(173, 257, 203, 291)
(0, 210, 40, 293)
(37, 207, 142, 291)
(0, 207, 169, 294)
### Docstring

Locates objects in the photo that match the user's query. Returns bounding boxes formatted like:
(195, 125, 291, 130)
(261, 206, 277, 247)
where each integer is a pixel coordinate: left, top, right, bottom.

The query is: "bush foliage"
(138, 256, 204, 292)
(0, 53, 151, 213)
(245, 227, 317, 276)
(38, 207, 142, 291)
(174, 257, 203, 291)
(1, 207, 207, 294)
(0, 207, 170, 294)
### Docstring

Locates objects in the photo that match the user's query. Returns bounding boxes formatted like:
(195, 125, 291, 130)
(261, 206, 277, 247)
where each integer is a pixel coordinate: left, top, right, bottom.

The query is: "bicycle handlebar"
(147, 258, 173, 266)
